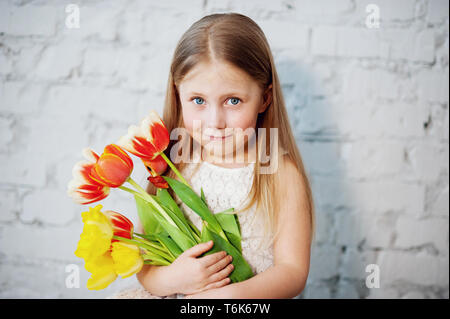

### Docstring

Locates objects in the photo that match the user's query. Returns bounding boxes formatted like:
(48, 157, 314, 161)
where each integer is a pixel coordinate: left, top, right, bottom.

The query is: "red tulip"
(117, 111, 170, 162)
(89, 144, 134, 188)
(104, 210, 134, 242)
(142, 155, 168, 176)
(68, 149, 110, 204)
(147, 175, 169, 189)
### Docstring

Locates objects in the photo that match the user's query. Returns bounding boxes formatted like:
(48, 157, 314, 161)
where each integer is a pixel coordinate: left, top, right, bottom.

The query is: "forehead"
(178, 60, 259, 95)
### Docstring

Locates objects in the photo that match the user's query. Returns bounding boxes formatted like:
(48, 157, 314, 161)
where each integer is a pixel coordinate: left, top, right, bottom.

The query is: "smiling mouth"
(207, 135, 232, 141)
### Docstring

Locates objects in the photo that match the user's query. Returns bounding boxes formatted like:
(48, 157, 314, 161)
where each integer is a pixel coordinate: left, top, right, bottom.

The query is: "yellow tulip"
(85, 252, 118, 290)
(74, 204, 113, 262)
(74, 204, 146, 289)
(111, 241, 144, 278)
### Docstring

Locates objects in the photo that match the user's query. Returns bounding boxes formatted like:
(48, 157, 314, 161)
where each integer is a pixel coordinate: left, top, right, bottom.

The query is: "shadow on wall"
(274, 55, 372, 299)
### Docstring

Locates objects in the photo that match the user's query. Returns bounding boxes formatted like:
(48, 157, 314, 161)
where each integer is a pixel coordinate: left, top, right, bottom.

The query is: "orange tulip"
(147, 175, 169, 189)
(117, 111, 170, 162)
(89, 144, 134, 188)
(104, 210, 134, 242)
(142, 155, 168, 176)
(68, 149, 110, 205)
(142, 155, 169, 188)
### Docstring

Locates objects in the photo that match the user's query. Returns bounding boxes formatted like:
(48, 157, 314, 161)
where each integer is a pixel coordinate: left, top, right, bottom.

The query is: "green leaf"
(163, 176, 228, 241)
(200, 187, 207, 204)
(134, 195, 196, 252)
(135, 195, 163, 234)
(135, 231, 183, 259)
(152, 192, 199, 245)
(200, 222, 254, 283)
(215, 211, 242, 253)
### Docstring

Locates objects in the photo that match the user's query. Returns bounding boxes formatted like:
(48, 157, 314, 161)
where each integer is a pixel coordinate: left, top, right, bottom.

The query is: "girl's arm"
(186, 158, 312, 299)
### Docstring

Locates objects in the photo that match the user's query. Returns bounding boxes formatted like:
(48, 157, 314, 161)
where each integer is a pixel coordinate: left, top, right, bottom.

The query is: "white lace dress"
(108, 161, 274, 299)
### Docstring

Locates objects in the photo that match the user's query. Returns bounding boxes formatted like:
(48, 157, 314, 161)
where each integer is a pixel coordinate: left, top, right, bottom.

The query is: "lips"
(208, 135, 232, 140)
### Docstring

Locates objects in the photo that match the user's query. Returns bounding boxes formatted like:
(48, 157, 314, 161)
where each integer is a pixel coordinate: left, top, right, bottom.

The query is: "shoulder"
(274, 156, 304, 192)
(273, 155, 310, 224)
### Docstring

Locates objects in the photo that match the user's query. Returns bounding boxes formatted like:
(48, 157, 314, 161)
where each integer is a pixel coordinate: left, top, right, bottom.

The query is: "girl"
(109, 12, 315, 299)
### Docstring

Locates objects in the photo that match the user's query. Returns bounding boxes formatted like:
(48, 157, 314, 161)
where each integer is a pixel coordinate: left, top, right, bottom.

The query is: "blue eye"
(227, 98, 241, 106)
(193, 97, 205, 105)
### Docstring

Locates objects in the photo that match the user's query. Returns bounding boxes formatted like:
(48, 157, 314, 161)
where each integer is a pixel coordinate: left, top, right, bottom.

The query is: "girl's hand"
(168, 240, 234, 295)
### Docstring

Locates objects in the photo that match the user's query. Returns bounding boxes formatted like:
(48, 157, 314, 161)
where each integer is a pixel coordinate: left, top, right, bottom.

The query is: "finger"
(183, 240, 214, 258)
(207, 262, 234, 283)
(206, 254, 233, 275)
(200, 250, 227, 267)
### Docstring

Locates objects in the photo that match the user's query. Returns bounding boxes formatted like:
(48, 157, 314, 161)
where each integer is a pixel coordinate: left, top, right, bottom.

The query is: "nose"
(206, 104, 226, 131)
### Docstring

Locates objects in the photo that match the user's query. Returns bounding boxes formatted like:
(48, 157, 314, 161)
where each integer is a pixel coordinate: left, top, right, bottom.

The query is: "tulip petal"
(82, 148, 100, 163)
(147, 175, 169, 189)
(111, 242, 144, 278)
(90, 153, 132, 188)
(104, 210, 134, 240)
(142, 155, 168, 176)
(85, 252, 118, 290)
(104, 144, 134, 172)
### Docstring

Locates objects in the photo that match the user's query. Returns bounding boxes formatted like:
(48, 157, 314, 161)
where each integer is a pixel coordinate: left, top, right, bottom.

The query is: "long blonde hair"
(146, 13, 315, 248)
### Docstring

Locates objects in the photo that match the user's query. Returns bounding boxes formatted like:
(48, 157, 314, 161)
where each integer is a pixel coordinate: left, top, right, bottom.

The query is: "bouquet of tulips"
(68, 111, 254, 290)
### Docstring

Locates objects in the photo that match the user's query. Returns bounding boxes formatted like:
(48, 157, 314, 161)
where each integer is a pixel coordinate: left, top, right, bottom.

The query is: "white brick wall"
(0, 0, 448, 299)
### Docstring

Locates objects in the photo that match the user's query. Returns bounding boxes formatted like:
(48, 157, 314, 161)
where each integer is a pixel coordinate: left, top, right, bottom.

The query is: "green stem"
(113, 235, 173, 261)
(159, 152, 190, 187)
(142, 251, 173, 264)
(127, 177, 179, 229)
(143, 255, 171, 266)
(118, 186, 148, 202)
(133, 237, 172, 260)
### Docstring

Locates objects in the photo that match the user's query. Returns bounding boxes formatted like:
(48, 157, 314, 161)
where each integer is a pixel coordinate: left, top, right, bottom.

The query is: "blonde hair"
(146, 13, 315, 248)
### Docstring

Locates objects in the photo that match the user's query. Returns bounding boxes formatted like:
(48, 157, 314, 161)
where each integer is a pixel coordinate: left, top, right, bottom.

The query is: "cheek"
(229, 112, 258, 131)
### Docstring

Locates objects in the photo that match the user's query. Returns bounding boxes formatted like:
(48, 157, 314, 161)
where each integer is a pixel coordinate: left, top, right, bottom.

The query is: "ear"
(259, 83, 273, 113)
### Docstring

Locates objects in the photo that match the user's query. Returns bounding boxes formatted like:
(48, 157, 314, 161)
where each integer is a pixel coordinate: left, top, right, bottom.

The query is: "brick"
(343, 140, 406, 179)
(366, 287, 400, 299)
(0, 82, 45, 115)
(311, 26, 337, 56)
(298, 141, 345, 176)
(72, 3, 122, 41)
(309, 245, 340, 280)
(417, 68, 449, 103)
(302, 283, 332, 299)
(428, 104, 449, 141)
(377, 250, 449, 286)
(340, 249, 378, 280)
(34, 39, 83, 80)
(259, 20, 309, 52)
(336, 213, 395, 248)
(0, 153, 46, 187)
(338, 102, 428, 139)
(394, 216, 449, 253)
(45, 85, 140, 123)
(335, 280, 360, 298)
(0, 5, 57, 36)
(350, 181, 425, 216)
(427, 0, 450, 24)
(409, 141, 447, 182)
(295, 0, 354, 16)
(0, 223, 81, 261)
(356, 0, 416, 22)
(429, 185, 449, 217)
(21, 189, 76, 226)
(0, 50, 13, 75)
(336, 27, 383, 58)
(0, 189, 17, 222)
(341, 67, 402, 101)
(0, 116, 14, 152)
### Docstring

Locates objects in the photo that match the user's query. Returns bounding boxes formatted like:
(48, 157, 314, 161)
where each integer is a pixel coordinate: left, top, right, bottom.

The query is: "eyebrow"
(188, 92, 249, 99)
